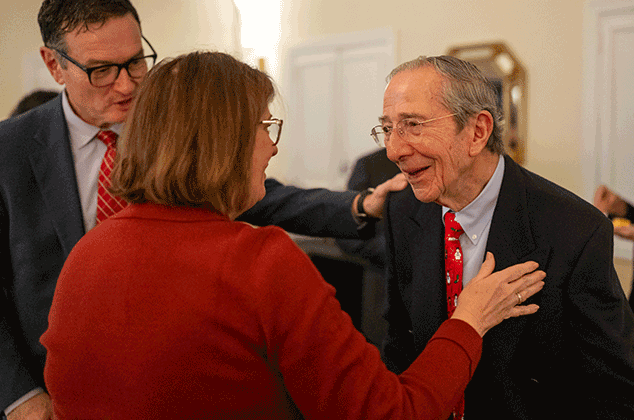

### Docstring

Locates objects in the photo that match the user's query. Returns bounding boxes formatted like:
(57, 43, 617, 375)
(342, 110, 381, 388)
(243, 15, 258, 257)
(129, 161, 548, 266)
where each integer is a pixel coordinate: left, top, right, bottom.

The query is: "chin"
(412, 187, 438, 204)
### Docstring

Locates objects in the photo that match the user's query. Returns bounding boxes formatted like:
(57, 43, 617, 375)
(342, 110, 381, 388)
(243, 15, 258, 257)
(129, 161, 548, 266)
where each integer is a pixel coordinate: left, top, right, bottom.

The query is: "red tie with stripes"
(96, 130, 127, 224)
(444, 211, 465, 420)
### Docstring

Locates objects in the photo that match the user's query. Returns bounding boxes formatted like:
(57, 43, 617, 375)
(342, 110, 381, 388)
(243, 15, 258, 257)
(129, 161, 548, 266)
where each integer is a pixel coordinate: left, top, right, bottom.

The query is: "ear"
(468, 110, 494, 157)
(40, 47, 66, 86)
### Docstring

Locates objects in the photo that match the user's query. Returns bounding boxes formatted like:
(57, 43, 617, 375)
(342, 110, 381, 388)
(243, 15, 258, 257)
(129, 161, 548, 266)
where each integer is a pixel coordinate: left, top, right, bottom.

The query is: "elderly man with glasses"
(0, 1, 404, 419)
(377, 55, 634, 419)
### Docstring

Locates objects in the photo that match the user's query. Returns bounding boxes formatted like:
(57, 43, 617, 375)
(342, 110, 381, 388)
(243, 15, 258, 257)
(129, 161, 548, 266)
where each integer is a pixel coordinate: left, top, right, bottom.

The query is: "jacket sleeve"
(247, 229, 482, 419)
(0, 198, 42, 410)
(237, 178, 360, 239)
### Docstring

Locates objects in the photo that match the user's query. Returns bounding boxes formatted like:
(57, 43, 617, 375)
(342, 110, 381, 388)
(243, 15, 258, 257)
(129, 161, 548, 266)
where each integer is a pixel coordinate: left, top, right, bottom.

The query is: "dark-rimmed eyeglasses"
(51, 35, 157, 87)
(261, 118, 283, 145)
(370, 113, 457, 147)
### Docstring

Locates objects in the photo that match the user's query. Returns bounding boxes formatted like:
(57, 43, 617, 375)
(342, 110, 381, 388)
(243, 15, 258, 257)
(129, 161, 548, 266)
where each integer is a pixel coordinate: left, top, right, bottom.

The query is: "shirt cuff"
(4, 388, 45, 415)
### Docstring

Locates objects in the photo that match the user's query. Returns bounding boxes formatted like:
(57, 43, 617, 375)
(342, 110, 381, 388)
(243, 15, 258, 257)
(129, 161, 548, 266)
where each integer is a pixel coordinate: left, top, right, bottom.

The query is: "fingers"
(507, 303, 540, 318)
(514, 276, 545, 303)
(474, 251, 495, 279)
(499, 259, 540, 285)
(376, 173, 407, 194)
(362, 174, 408, 218)
(505, 273, 545, 319)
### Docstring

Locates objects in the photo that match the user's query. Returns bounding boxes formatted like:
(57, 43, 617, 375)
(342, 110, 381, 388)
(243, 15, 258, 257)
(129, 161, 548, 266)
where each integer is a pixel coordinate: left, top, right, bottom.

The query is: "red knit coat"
(41, 204, 481, 419)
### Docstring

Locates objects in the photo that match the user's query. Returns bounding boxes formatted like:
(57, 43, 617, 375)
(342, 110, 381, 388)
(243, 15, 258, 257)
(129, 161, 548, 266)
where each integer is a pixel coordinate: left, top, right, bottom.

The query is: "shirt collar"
(61, 89, 123, 150)
(443, 155, 504, 246)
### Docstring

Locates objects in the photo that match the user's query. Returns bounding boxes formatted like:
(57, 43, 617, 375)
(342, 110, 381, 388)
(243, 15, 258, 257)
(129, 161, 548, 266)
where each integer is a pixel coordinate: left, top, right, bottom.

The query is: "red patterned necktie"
(444, 211, 465, 420)
(96, 130, 127, 224)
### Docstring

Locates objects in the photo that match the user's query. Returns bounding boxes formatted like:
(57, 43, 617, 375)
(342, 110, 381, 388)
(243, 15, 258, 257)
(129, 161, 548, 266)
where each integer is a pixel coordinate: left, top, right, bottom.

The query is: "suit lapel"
(28, 97, 85, 256)
(409, 201, 447, 347)
(482, 155, 551, 367)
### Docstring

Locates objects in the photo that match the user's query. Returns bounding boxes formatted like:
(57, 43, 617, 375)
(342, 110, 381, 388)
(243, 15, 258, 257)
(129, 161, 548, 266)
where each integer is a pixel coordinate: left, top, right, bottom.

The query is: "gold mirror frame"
(447, 42, 527, 164)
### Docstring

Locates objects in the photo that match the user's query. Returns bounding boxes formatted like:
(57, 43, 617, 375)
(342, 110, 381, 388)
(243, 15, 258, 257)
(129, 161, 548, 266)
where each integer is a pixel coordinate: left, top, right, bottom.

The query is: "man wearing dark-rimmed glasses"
(0, 1, 406, 418)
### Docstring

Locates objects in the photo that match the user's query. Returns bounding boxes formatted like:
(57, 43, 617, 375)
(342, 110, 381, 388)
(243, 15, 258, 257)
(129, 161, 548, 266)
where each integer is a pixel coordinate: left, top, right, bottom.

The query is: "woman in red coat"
(41, 51, 544, 420)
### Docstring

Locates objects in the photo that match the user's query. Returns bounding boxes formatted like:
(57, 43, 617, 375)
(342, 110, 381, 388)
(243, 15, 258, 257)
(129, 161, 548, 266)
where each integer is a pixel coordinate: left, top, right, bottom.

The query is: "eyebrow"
(379, 112, 427, 124)
(83, 48, 145, 67)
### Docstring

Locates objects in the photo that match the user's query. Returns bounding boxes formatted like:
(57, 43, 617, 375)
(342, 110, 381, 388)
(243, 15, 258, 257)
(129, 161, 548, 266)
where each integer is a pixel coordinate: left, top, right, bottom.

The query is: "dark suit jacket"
(0, 95, 360, 409)
(382, 154, 634, 419)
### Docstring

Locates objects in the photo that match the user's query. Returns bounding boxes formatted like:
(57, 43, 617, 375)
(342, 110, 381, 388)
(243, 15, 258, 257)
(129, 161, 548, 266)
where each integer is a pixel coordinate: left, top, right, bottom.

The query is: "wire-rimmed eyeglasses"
(261, 118, 283, 145)
(370, 113, 457, 147)
(51, 35, 157, 87)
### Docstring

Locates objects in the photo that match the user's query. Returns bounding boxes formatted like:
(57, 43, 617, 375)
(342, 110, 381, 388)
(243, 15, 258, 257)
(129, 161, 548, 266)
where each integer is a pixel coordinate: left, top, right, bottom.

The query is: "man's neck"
(438, 152, 501, 212)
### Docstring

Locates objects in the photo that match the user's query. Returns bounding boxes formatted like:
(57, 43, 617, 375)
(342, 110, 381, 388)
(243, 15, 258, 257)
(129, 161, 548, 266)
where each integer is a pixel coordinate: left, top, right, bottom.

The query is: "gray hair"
(387, 55, 504, 154)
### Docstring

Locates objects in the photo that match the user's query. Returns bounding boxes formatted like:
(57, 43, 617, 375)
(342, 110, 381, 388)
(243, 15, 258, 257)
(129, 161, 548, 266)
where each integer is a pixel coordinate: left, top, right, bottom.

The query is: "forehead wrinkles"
(65, 16, 142, 61)
(383, 69, 446, 121)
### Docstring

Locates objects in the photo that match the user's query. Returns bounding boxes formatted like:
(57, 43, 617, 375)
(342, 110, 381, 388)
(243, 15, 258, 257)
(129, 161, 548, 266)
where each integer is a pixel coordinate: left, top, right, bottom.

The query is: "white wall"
(270, 0, 586, 198)
(0, 0, 590, 196)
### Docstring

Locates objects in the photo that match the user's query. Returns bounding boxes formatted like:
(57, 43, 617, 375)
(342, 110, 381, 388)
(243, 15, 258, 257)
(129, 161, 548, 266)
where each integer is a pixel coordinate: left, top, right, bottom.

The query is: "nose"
(112, 67, 137, 95)
(271, 143, 279, 157)
(385, 128, 413, 163)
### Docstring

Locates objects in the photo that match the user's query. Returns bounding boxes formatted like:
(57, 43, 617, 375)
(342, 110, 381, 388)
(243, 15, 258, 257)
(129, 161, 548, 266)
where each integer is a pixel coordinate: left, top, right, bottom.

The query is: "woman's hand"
(451, 252, 545, 337)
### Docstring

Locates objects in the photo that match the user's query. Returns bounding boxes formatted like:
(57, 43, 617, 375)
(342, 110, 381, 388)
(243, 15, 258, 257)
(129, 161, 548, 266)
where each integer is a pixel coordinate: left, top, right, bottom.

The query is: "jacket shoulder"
(0, 95, 63, 153)
(505, 157, 608, 233)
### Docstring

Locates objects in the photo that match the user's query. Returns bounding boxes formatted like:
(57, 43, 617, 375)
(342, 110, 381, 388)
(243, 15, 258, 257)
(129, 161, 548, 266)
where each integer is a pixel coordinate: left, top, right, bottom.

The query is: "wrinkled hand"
(452, 252, 545, 337)
(357, 173, 408, 218)
(594, 185, 627, 216)
(7, 393, 52, 420)
(614, 225, 634, 241)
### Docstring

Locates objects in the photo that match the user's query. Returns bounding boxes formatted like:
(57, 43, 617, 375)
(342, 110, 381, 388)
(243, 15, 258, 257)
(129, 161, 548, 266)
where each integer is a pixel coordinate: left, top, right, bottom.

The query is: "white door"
(286, 29, 394, 190)
(583, 0, 634, 260)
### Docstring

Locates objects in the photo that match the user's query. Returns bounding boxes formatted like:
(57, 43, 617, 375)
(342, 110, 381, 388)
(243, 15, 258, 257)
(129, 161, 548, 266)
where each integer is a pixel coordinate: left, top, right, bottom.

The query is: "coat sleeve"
(0, 197, 42, 410)
(247, 228, 482, 419)
(237, 178, 361, 239)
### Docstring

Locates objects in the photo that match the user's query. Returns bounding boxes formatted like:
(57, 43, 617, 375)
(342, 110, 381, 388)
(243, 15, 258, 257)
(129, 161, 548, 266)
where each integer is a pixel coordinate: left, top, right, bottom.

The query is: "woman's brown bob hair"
(110, 51, 275, 215)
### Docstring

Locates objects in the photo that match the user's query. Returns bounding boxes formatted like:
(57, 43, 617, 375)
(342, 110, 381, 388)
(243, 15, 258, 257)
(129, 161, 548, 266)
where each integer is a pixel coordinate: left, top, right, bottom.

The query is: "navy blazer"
(0, 95, 359, 409)
(382, 155, 634, 419)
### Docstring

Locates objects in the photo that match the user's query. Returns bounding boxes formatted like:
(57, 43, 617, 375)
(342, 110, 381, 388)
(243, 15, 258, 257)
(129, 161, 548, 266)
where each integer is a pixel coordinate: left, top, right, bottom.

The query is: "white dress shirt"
(442, 155, 504, 286)
(62, 90, 122, 231)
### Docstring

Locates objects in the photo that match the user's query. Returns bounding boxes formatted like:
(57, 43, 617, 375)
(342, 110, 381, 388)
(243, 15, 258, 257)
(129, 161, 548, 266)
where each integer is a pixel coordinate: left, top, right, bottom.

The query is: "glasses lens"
(267, 123, 280, 144)
(371, 126, 388, 147)
(127, 57, 153, 78)
(90, 56, 154, 87)
(90, 66, 119, 87)
(400, 119, 424, 137)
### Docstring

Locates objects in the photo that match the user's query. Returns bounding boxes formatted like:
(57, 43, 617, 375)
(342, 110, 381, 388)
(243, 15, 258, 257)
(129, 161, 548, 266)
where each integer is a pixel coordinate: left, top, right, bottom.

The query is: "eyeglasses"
(52, 35, 157, 87)
(261, 118, 283, 145)
(370, 113, 457, 147)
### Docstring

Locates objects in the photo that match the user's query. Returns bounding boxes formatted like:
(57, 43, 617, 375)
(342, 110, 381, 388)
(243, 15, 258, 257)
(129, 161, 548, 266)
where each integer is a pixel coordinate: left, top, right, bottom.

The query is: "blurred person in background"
(594, 184, 634, 310)
(9, 89, 59, 118)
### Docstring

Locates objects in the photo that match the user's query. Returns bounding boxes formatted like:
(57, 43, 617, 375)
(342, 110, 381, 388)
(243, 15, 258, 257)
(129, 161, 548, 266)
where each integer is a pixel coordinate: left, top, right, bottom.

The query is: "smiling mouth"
(404, 165, 431, 178)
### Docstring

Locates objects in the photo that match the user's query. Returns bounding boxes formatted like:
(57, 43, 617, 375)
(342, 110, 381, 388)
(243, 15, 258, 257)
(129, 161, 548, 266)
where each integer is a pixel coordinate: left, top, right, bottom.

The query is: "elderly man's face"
(382, 67, 475, 208)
